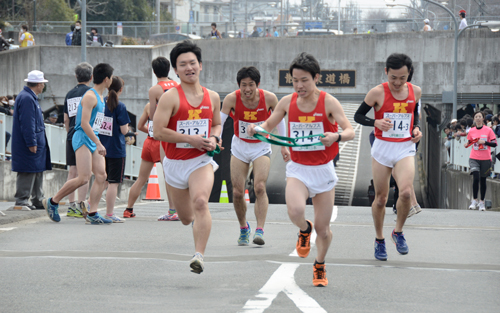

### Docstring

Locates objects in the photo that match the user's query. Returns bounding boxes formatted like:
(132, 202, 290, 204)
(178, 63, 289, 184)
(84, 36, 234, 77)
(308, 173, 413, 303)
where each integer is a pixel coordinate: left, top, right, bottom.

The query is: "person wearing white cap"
(423, 19, 432, 32)
(11, 70, 51, 210)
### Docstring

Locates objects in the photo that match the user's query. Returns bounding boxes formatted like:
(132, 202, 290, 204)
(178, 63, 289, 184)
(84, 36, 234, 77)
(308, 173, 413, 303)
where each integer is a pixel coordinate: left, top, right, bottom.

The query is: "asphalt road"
(1, 202, 499, 313)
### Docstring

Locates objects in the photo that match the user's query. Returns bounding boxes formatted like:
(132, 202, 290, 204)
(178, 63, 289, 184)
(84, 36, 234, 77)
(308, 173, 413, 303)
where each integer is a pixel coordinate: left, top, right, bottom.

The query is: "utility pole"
(230, 0, 233, 33)
(156, 0, 160, 34)
(81, 0, 86, 62)
(338, 0, 340, 31)
(33, 0, 37, 31)
(245, 0, 248, 36)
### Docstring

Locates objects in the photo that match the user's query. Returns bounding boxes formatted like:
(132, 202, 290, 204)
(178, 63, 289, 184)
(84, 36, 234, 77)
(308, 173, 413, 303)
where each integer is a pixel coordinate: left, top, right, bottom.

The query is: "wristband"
(210, 135, 220, 144)
(336, 134, 342, 143)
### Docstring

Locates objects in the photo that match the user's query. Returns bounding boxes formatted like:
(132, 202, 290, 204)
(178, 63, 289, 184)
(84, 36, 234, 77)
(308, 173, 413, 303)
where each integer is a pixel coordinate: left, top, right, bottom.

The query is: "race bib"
(383, 113, 411, 139)
(239, 120, 264, 140)
(27, 41, 34, 46)
(148, 121, 154, 137)
(98, 116, 113, 136)
(289, 122, 325, 151)
(67, 97, 81, 118)
(176, 119, 210, 148)
(92, 112, 105, 132)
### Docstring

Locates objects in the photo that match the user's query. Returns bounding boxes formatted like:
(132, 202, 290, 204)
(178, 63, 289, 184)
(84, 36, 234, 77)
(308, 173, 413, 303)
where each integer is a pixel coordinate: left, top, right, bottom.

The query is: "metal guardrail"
(0, 113, 140, 179)
(450, 136, 500, 175)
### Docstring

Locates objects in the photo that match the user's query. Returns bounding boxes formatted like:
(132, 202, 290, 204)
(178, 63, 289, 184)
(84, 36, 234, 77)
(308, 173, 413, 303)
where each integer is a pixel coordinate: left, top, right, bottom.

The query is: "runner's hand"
(411, 127, 422, 143)
(189, 134, 212, 152)
(29, 146, 37, 153)
(247, 124, 257, 136)
(477, 140, 486, 144)
(320, 132, 337, 147)
(281, 146, 290, 162)
(374, 118, 392, 132)
(96, 142, 106, 156)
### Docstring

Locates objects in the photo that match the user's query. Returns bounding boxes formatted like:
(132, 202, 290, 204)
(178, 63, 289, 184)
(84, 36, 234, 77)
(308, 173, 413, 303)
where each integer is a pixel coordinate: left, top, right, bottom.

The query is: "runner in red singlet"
(124, 57, 179, 219)
(248, 53, 355, 287)
(153, 41, 222, 274)
(354, 53, 422, 261)
(220, 66, 282, 246)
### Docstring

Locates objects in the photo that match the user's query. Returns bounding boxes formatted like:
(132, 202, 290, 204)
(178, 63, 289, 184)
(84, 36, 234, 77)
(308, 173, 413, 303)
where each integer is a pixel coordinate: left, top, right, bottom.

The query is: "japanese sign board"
(279, 70, 356, 88)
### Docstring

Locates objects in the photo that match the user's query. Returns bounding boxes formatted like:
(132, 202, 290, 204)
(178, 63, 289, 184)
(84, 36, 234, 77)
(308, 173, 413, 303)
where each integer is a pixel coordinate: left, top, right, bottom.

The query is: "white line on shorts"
(239, 263, 327, 313)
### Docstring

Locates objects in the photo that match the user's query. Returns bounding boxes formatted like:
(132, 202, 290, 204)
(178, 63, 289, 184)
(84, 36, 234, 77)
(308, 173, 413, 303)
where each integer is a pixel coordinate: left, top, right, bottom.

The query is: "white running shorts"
(371, 138, 416, 168)
(231, 135, 272, 164)
(162, 154, 219, 189)
(286, 161, 338, 198)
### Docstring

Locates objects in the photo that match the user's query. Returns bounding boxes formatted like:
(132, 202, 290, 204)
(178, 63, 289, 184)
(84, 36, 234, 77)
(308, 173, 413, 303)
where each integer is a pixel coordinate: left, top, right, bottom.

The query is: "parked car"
(295, 29, 343, 36)
(147, 33, 202, 45)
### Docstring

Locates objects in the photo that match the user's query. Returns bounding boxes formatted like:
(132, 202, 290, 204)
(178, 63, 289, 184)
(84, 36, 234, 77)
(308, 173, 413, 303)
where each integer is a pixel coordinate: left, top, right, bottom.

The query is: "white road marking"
(0, 227, 17, 232)
(240, 263, 327, 313)
(348, 124, 362, 206)
(246, 206, 339, 311)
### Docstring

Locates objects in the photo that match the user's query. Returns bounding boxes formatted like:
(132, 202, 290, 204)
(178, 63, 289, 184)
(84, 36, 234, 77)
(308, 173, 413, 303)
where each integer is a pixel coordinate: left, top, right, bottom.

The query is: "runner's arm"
(248, 95, 289, 136)
(209, 91, 222, 149)
(137, 103, 149, 134)
(64, 113, 70, 133)
(323, 96, 354, 146)
(220, 92, 235, 137)
(148, 84, 162, 120)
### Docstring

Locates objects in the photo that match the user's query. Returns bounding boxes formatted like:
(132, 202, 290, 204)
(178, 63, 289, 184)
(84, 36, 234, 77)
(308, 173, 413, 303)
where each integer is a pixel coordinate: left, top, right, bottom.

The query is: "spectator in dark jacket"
(71, 21, 83, 46)
(90, 28, 104, 46)
(11, 70, 52, 210)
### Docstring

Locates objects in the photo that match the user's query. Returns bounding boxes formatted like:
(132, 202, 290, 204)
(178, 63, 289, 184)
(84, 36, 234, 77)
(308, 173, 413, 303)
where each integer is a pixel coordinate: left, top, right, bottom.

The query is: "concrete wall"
(0, 160, 146, 203)
(443, 169, 500, 211)
(5, 31, 122, 46)
(0, 46, 41, 97)
(194, 29, 500, 97)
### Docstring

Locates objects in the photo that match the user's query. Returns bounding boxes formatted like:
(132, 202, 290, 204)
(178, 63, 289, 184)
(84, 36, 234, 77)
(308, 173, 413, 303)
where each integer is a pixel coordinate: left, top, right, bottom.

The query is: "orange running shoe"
(123, 209, 136, 218)
(296, 220, 313, 258)
(313, 262, 328, 287)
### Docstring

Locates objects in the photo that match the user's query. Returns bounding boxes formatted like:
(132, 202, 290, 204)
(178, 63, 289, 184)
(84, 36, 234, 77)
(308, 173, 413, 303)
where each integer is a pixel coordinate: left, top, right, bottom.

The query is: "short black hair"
(236, 66, 261, 86)
(152, 57, 171, 78)
(386, 53, 414, 82)
(170, 40, 202, 70)
(93, 63, 114, 85)
(91, 28, 98, 33)
(21, 25, 28, 31)
(27, 82, 39, 88)
(76, 20, 81, 25)
(289, 52, 320, 79)
(211, 22, 217, 28)
(71, 24, 75, 31)
(459, 12, 466, 18)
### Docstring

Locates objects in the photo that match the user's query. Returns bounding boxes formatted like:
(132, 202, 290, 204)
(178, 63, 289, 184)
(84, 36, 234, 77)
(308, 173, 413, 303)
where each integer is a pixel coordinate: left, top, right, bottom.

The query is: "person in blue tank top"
(100, 76, 130, 223)
(43, 63, 115, 225)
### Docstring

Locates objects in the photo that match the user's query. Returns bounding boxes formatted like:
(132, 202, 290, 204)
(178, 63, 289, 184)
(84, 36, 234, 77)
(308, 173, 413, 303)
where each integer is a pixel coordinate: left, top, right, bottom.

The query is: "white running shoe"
(190, 252, 204, 274)
(478, 201, 486, 211)
(469, 199, 478, 210)
(407, 206, 417, 218)
(106, 214, 125, 223)
(414, 204, 422, 214)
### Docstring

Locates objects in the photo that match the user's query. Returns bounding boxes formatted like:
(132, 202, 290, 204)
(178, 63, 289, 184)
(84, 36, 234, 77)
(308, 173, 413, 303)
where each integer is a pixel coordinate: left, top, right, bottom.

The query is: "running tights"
(472, 171, 487, 200)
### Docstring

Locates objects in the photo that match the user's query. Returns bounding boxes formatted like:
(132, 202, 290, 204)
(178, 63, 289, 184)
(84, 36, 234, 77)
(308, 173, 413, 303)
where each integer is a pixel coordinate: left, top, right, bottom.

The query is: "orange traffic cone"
(245, 189, 250, 204)
(144, 164, 163, 201)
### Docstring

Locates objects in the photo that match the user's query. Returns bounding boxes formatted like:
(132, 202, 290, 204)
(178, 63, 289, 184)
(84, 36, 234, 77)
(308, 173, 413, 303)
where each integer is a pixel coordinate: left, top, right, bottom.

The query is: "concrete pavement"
(1, 202, 499, 312)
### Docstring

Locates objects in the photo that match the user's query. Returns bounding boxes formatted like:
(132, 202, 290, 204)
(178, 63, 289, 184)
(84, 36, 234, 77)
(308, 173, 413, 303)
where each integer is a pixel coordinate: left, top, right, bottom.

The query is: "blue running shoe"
(391, 229, 409, 255)
(86, 212, 112, 225)
(253, 228, 265, 245)
(238, 222, 251, 246)
(374, 240, 387, 261)
(43, 198, 60, 222)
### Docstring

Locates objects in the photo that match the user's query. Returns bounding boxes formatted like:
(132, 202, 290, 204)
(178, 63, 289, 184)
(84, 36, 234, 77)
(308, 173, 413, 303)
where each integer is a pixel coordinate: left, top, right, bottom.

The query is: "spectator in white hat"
(11, 70, 52, 210)
(423, 19, 432, 31)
